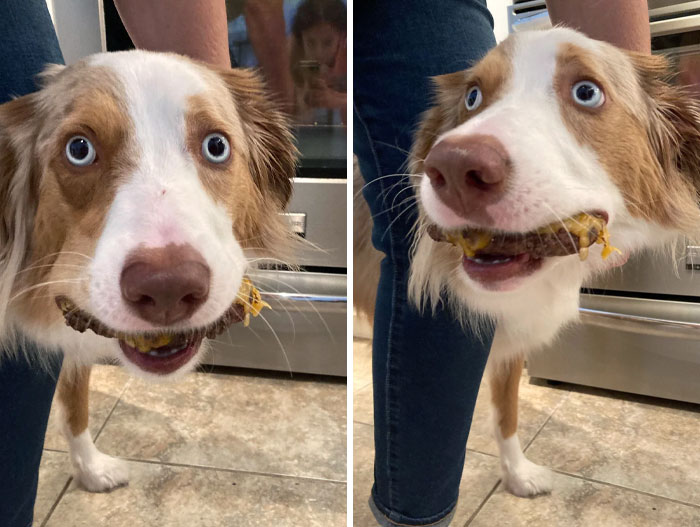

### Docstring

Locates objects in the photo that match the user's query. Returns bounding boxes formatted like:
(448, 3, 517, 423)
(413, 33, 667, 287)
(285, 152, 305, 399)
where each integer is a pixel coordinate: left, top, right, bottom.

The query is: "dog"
(0, 50, 297, 491)
(354, 27, 700, 497)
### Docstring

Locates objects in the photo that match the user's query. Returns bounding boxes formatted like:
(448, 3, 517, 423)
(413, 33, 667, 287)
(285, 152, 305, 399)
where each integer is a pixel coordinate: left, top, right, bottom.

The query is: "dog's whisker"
(255, 275, 334, 340)
(379, 198, 420, 242)
(371, 194, 419, 219)
(236, 297, 293, 376)
(9, 279, 88, 303)
(542, 203, 580, 257)
(13, 263, 86, 277)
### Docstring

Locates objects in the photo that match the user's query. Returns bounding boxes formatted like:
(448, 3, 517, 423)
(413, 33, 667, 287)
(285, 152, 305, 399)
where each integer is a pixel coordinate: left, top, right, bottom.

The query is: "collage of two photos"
(4, 1, 700, 526)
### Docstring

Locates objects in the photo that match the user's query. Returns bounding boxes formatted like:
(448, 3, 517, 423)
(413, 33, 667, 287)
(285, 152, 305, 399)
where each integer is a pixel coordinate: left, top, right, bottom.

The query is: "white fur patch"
(495, 432, 552, 497)
(87, 51, 246, 335)
(65, 429, 129, 492)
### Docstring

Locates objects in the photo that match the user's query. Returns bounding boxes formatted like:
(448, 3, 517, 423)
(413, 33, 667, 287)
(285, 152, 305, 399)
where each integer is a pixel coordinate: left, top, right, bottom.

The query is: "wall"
(45, 0, 104, 64)
(487, 0, 512, 42)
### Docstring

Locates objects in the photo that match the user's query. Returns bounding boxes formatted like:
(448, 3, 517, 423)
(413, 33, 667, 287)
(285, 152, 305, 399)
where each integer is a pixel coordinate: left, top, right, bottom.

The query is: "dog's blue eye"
(65, 136, 96, 166)
(465, 86, 483, 111)
(572, 81, 604, 108)
(202, 133, 230, 164)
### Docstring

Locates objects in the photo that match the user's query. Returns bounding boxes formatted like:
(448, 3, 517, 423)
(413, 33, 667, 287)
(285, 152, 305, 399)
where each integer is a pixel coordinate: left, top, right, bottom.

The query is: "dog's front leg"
(488, 330, 552, 497)
(56, 364, 129, 492)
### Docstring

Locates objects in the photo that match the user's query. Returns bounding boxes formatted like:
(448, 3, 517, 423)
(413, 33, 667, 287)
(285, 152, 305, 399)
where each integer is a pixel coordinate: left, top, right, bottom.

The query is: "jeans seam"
(371, 493, 459, 526)
(354, 103, 403, 511)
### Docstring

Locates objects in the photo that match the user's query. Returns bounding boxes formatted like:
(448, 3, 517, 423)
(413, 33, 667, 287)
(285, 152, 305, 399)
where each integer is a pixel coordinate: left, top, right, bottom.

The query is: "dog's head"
(0, 51, 296, 378)
(411, 28, 700, 313)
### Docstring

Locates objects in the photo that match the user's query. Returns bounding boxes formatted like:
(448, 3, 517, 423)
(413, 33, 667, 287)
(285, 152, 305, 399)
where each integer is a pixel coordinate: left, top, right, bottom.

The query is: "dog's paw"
(73, 451, 129, 492)
(502, 459, 553, 497)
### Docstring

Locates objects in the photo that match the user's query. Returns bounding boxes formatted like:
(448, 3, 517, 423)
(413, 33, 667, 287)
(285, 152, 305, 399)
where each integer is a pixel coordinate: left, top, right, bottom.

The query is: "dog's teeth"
(472, 257, 512, 265)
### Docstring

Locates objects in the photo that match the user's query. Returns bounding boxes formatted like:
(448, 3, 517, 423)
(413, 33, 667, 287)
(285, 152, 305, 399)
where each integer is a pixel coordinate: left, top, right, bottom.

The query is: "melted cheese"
(236, 277, 271, 327)
(445, 231, 491, 258)
(124, 334, 174, 353)
(444, 212, 620, 261)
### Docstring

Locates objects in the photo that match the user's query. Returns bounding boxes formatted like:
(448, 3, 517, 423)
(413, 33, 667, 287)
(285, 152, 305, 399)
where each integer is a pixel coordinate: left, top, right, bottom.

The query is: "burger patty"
(427, 213, 618, 261)
(427, 224, 600, 258)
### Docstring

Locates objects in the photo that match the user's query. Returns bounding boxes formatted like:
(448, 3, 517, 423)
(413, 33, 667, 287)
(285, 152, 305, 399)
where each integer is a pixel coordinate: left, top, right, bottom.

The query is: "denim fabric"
(0, 1, 65, 526)
(354, 2, 496, 525)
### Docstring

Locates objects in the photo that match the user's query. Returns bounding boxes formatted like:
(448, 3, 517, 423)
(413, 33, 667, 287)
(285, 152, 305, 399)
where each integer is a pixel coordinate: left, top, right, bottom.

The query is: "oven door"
(207, 269, 347, 376)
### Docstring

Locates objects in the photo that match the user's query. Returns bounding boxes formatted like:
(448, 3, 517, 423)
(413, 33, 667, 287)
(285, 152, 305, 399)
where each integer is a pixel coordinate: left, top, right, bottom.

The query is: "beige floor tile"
(353, 422, 500, 527)
(44, 365, 131, 451)
(353, 383, 373, 426)
(44, 460, 346, 527)
(34, 450, 71, 526)
(95, 371, 346, 481)
(466, 373, 570, 457)
(469, 471, 700, 527)
(525, 388, 700, 506)
(354, 339, 372, 393)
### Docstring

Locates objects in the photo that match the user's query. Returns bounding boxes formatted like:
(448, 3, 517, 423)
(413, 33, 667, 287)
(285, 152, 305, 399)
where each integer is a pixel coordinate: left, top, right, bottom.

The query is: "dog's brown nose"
(424, 134, 510, 218)
(120, 244, 210, 326)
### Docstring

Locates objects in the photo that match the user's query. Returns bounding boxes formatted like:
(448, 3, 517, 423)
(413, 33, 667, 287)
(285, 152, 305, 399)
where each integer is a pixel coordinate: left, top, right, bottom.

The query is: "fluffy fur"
(0, 50, 297, 490)
(354, 28, 700, 497)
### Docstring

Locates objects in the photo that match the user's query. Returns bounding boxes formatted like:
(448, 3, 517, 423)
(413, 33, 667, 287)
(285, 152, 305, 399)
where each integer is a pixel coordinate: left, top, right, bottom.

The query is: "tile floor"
(35, 365, 346, 527)
(353, 339, 700, 527)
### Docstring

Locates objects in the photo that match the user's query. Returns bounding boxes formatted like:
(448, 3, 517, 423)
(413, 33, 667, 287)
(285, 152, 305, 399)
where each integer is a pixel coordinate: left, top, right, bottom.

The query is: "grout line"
(113, 456, 347, 485)
(522, 390, 572, 453)
(39, 476, 73, 527)
(43, 447, 68, 454)
(463, 480, 501, 526)
(93, 377, 133, 442)
(465, 448, 497, 459)
(550, 468, 700, 511)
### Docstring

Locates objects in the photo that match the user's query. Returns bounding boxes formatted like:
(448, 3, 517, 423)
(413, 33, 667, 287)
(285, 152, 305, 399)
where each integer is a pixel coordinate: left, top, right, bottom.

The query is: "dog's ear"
(410, 71, 468, 174)
(216, 68, 297, 210)
(628, 51, 700, 231)
(0, 94, 41, 329)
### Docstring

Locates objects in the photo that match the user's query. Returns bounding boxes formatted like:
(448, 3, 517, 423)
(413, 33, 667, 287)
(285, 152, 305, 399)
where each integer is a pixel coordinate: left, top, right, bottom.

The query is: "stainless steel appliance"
(207, 125, 348, 377)
(508, 1, 700, 403)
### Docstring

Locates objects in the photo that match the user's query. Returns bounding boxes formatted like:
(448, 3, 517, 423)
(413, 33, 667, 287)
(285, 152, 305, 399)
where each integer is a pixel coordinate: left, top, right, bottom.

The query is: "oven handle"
(650, 14, 700, 37)
(260, 291, 347, 304)
(579, 307, 700, 339)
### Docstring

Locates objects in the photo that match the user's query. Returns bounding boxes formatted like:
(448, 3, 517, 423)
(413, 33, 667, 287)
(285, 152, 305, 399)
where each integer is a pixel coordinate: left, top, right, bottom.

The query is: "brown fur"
(489, 357, 523, 439)
(8, 67, 132, 327)
(410, 43, 513, 176)
(57, 365, 91, 436)
(555, 44, 700, 233)
(352, 160, 382, 321)
(3, 59, 298, 333)
(205, 67, 298, 259)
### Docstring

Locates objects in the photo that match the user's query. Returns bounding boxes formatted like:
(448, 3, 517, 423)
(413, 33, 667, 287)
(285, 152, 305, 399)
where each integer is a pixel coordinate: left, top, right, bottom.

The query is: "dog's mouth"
(427, 212, 619, 287)
(54, 278, 269, 375)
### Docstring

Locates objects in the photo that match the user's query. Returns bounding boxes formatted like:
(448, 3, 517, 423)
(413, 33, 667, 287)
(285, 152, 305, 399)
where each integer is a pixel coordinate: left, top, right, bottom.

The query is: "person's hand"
(331, 32, 347, 77)
(305, 77, 345, 109)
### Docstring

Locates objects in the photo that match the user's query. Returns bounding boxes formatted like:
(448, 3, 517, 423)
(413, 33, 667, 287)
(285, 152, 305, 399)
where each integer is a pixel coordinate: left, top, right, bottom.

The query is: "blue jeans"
(354, 2, 496, 525)
(0, 2, 65, 526)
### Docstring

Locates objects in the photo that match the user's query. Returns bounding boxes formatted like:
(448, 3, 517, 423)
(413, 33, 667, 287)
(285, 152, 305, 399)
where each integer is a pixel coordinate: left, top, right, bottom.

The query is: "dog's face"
(413, 28, 700, 300)
(0, 51, 295, 378)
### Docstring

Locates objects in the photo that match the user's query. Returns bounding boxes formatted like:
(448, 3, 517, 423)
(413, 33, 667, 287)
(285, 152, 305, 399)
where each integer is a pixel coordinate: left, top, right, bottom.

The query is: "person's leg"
(354, 2, 496, 525)
(0, 2, 65, 526)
